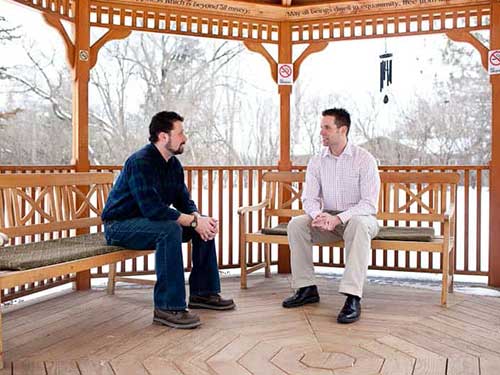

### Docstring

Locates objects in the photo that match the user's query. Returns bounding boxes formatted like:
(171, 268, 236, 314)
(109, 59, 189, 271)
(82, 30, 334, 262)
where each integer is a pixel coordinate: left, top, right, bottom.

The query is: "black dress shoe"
(282, 285, 320, 308)
(337, 295, 361, 324)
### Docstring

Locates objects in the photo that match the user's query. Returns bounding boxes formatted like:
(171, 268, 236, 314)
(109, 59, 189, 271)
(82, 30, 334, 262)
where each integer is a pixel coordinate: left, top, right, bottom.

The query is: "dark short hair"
(148, 111, 184, 143)
(322, 108, 351, 136)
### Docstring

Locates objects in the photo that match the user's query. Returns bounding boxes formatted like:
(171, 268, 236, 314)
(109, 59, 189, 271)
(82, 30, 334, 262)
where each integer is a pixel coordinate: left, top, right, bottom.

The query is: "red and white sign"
(278, 63, 293, 85)
(489, 50, 500, 75)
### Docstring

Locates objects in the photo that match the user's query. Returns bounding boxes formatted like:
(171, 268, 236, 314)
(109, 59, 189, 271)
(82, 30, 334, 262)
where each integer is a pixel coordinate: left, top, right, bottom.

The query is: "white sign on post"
(489, 50, 500, 75)
(278, 63, 293, 85)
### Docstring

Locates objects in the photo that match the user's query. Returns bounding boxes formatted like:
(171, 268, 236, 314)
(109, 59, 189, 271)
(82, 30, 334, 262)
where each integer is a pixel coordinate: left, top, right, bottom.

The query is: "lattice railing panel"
(291, 4, 490, 43)
(10, 0, 74, 20)
(89, 2, 279, 43)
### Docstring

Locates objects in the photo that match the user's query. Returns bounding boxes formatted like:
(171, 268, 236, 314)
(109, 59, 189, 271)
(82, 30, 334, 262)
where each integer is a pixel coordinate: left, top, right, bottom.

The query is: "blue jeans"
(104, 218, 221, 311)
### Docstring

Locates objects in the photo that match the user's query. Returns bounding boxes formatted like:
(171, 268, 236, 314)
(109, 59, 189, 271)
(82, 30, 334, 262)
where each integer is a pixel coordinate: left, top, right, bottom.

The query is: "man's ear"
(161, 132, 170, 143)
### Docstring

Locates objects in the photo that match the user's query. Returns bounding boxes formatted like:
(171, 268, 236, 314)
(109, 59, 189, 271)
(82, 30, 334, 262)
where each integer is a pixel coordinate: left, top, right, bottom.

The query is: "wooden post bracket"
(243, 40, 329, 84)
(42, 14, 132, 70)
(89, 29, 132, 69)
(293, 41, 329, 81)
(43, 14, 75, 69)
(446, 30, 489, 71)
(243, 40, 278, 82)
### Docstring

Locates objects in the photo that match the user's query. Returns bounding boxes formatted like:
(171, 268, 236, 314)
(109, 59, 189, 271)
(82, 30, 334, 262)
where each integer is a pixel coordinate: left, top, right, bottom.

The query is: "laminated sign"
(489, 50, 500, 75)
(278, 64, 293, 85)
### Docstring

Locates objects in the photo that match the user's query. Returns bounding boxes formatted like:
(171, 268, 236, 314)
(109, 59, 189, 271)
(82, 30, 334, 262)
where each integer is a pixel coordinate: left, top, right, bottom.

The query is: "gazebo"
(0, 0, 500, 372)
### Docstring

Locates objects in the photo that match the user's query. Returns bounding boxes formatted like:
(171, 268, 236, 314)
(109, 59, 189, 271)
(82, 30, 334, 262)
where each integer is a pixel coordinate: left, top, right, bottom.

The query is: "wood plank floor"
(2, 274, 500, 374)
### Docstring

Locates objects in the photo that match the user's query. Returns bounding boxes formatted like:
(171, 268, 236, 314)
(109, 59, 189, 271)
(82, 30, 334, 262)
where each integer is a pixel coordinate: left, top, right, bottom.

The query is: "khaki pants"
(287, 214, 379, 298)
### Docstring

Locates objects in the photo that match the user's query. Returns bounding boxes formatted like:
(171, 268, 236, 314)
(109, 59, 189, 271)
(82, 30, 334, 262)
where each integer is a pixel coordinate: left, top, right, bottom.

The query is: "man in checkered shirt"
(282, 108, 380, 324)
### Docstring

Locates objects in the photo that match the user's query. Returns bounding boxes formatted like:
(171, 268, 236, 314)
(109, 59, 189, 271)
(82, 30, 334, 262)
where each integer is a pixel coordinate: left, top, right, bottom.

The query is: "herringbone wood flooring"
(2, 274, 500, 374)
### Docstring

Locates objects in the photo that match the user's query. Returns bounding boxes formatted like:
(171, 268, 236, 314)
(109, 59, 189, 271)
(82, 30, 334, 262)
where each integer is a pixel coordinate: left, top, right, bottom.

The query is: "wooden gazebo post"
(244, 18, 326, 273)
(72, 1, 92, 290)
(72, 0, 91, 174)
(43, 0, 131, 289)
(277, 21, 293, 273)
(278, 21, 293, 173)
(489, 0, 500, 287)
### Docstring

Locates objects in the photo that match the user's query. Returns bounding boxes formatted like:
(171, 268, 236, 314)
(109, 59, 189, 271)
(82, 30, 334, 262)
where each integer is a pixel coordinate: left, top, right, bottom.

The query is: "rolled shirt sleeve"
(174, 166, 198, 214)
(302, 157, 323, 220)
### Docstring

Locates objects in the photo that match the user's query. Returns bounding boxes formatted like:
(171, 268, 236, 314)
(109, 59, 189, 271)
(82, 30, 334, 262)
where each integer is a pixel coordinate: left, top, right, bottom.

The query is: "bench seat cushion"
(0, 233, 126, 271)
(261, 223, 435, 242)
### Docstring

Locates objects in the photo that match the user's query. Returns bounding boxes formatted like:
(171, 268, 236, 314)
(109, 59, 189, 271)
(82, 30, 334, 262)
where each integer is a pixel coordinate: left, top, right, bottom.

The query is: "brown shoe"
(153, 308, 201, 329)
(188, 294, 235, 310)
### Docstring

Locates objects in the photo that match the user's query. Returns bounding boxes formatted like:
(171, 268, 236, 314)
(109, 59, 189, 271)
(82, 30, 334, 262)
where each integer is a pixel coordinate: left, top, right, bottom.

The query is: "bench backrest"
(0, 173, 114, 239)
(261, 171, 459, 223)
(378, 172, 459, 223)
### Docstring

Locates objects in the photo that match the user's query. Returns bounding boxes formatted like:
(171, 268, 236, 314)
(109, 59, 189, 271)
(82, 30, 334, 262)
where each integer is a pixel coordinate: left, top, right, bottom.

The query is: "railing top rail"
(0, 164, 490, 172)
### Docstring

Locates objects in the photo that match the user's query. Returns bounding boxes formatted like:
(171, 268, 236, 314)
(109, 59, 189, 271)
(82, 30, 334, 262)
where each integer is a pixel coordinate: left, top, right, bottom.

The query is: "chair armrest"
(0, 232, 8, 247)
(444, 203, 455, 221)
(237, 200, 268, 215)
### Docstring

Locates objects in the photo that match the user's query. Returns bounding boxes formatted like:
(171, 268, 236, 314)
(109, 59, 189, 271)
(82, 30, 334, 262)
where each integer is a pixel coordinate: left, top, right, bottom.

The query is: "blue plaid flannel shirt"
(102, 143, 197, 222)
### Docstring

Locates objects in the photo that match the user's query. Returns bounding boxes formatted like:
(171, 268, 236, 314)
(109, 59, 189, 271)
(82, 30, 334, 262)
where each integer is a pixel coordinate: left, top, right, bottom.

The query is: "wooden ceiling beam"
(8, 0, 491, 23)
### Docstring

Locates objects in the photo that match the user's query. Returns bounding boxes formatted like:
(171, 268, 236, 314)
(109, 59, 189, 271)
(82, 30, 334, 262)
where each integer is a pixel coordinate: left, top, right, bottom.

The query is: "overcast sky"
(0, 0, 485, 141)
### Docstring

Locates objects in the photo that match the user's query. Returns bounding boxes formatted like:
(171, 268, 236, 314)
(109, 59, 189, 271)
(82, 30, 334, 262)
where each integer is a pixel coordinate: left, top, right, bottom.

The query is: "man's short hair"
(148, 111, 184, 143)
(322, 108, 351, 136)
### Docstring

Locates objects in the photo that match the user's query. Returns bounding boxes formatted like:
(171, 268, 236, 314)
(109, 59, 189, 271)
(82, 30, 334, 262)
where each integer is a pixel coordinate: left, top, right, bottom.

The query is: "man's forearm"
(177, 213, 195, 226)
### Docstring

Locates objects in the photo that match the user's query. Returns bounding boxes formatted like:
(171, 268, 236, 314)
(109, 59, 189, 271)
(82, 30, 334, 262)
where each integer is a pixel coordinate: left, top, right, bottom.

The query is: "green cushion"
(261, 223, 434, 242)
(375, 226, 434, 241)
(0, 233, 126, 271)
(261, 223, 288, 235)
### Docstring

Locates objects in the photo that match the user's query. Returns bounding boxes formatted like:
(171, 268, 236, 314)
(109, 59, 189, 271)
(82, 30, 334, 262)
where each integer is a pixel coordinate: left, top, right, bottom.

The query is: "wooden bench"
(238, 171, 458, 306)
(0, 172, 154, 368)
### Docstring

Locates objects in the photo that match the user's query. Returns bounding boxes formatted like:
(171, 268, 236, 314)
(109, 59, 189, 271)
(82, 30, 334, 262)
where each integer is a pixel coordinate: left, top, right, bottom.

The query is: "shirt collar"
(147, 143, 173, 166)
(321, 141, 352, 159)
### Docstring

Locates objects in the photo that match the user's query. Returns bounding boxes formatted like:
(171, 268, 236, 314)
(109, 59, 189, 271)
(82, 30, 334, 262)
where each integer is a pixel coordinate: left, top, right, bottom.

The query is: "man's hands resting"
(177, 213, 218, 241)
(195, 215, 218, 241)
(311, 212, 342, 231)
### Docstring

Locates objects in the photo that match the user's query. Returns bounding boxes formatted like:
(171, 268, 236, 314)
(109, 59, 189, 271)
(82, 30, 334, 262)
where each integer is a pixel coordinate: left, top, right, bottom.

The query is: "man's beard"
(166, 140, 185, 155)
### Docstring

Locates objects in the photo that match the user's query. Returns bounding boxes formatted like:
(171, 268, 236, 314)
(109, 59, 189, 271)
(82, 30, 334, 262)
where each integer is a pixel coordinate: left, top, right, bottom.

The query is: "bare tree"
(395, 37, 490, 165)
(0, 16, 18, 43)
(1, 29, 246, 165)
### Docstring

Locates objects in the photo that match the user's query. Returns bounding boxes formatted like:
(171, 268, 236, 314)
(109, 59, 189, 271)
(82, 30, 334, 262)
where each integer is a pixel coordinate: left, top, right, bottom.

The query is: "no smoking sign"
(278, 63, 293, 85)
(489, 50, 500, 75)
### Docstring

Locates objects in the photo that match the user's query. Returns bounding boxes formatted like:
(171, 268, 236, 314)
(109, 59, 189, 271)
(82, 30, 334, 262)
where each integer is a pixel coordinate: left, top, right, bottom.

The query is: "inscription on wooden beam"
(122, 0, 489, 20)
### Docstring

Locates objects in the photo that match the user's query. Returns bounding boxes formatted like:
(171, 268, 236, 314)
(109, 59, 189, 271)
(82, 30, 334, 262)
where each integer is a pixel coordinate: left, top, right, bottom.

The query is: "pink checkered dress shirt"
(302, 142, 380, 224)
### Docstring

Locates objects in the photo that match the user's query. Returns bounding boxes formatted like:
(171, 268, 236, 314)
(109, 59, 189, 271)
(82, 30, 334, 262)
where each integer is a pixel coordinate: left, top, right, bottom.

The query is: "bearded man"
(102, 111, 235, 330)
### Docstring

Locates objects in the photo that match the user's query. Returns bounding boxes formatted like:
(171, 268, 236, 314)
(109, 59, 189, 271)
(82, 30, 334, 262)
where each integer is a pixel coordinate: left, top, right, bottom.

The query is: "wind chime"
(379, 47, 393, 104)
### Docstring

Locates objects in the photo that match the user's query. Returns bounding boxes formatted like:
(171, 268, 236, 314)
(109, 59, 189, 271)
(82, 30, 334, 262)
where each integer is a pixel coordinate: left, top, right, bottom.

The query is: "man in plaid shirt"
(102, 111, 235, 329)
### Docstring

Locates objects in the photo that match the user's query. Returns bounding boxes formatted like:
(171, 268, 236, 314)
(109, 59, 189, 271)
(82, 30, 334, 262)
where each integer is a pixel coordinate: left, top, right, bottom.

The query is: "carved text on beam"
(118, 0, 489, 21)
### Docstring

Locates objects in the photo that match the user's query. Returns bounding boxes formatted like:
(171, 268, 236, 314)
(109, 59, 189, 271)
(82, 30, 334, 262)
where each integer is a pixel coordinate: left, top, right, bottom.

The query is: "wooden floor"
(2, 274, 500, 374)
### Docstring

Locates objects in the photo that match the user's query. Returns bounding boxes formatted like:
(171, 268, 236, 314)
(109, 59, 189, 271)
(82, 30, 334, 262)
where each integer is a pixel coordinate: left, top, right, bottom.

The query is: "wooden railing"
(0, 164, 490, 291)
